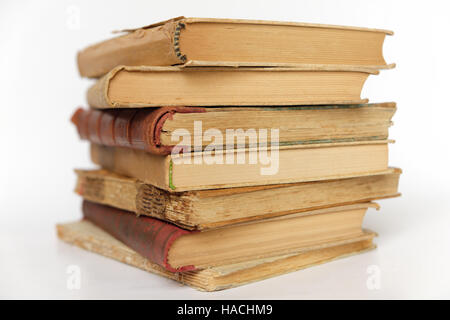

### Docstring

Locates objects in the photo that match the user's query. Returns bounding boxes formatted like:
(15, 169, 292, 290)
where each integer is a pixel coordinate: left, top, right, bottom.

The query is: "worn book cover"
(78, 200, 377, 271)
(87, 65, 378, 108)
(90, 140, 390, 192)
(57, 219, 376, 291)
(77, 17, 393, 78)
(75, 168, 401, 230)
(72, 103, 396, 155)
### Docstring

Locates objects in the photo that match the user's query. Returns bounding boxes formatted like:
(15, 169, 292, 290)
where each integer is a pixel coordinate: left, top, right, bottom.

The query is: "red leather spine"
(82, 200, 196, 272)
(71, 107, 205, 155)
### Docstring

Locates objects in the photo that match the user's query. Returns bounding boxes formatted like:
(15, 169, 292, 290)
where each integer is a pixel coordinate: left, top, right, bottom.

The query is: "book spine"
(82, 200, 195, 272)
(77, 20, 184, 78)
(71, 107, 205, 155)
(75, 169, 173, 221)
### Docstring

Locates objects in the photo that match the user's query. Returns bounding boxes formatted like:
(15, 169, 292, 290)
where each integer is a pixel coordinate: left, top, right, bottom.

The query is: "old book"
(72, 103, 396, 155)
(75, 168, 401, 230)
(57, 219, 376, 291)
(87, 65, 378, 108)
(90, 140, 390, 191)
(78, 200, 376, 271)
(77, 17, 393, 78)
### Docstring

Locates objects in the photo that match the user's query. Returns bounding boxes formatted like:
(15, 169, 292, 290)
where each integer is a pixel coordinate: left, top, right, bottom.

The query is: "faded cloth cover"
(82, 200, 195, 272)
(71, 107, 204, 155)
(77, 17, 393, 78)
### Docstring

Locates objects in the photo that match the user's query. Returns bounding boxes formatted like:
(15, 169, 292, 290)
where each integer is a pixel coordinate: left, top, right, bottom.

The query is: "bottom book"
(57, 220, 376, 291)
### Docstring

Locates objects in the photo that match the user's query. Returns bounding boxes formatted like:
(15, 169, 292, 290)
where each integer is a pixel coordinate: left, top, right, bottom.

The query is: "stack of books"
(58, 17, 401, 291)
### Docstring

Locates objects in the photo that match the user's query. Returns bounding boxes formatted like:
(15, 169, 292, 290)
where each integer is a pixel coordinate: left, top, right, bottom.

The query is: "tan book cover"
(75, 168, 401, 230)
(87, 65, 378, 109)
(77, 17, 393, 78)
(57, 219, 376, 291)
(90, 140, 390, 192)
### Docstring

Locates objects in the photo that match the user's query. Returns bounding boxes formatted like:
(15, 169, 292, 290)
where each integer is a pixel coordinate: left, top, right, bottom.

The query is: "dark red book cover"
(82, 200, 196, 272)
(71, 107, 205, 155)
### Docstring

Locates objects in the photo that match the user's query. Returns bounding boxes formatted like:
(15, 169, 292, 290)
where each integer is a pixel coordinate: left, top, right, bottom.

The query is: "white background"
(1, 0, 449, 299)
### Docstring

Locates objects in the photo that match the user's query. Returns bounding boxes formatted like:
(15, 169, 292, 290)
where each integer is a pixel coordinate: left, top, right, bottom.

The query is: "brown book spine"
(71, 107, 205, 155)
(82, 200, 196, 272)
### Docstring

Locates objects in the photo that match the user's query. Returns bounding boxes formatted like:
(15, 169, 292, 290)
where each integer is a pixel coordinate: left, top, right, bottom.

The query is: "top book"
(77, 17, 393, 78)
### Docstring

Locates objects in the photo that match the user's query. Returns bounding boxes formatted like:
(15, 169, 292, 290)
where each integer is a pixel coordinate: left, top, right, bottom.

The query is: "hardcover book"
(75, 168, 401, 230)
(57, 219, 376, 291)
(90, 140, 390, 191)
(72, 103, 396, 155)
(78, 200, 377, 271)
(77, 17, 393, 78)
(87, 65, 378, 108)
